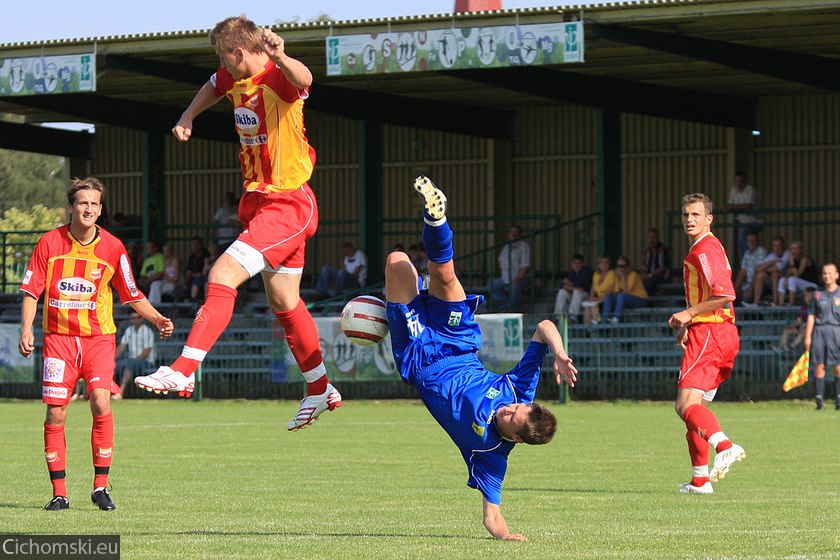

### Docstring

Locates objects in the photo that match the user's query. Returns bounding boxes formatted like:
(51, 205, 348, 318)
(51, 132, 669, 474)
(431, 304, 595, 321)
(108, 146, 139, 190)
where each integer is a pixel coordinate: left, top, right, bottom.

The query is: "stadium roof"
(1, 0, 840, 155)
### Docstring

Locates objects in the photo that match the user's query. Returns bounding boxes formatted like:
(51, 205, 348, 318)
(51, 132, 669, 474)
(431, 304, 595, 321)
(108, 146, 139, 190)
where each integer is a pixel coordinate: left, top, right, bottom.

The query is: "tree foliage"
(1, 205, 65, 293)
(0, 148, 66, 215)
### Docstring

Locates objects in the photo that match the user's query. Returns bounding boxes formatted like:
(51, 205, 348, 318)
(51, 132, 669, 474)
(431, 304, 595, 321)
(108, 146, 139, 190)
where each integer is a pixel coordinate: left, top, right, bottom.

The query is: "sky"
(1, 0, 584, 44)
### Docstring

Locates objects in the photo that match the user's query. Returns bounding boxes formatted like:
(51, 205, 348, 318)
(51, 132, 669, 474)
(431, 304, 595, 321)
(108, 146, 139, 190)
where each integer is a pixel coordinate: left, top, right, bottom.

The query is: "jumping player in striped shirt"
(669, 193, 746, 494)
(135, 16, 340, 430)
(19, 177, 175, 511)
(385, 177, 578, 540)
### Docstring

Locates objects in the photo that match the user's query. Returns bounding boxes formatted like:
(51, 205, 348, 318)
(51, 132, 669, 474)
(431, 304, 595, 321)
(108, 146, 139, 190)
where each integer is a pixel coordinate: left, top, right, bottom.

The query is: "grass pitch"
(1, 398, 838, 559)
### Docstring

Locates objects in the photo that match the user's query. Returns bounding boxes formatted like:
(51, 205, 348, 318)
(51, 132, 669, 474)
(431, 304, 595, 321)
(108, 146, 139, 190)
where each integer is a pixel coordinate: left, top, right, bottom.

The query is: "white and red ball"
(340, 295, 389, 346)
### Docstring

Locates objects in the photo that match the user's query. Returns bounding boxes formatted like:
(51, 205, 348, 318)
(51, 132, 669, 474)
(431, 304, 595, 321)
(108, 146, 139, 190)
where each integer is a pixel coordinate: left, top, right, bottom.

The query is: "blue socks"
(422, 218, 454, 264)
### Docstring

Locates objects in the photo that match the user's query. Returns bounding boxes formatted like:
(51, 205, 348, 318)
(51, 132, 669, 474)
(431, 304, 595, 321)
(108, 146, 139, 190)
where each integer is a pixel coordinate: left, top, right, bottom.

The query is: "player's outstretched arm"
(129, 299, 174, 340)
(172, 81, 222, 142)
(532, 319, 577, 387)
(482, 498, 527, 541)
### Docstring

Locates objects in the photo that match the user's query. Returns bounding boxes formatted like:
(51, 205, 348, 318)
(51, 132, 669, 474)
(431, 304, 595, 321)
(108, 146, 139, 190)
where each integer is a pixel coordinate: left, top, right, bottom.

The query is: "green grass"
(1, 398, 838, 559)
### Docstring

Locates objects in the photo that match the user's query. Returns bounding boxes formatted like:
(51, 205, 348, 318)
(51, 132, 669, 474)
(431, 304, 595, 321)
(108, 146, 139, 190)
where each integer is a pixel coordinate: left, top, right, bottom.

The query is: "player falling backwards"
(384, 176, 578, 540)
(134, 16, 340, 430)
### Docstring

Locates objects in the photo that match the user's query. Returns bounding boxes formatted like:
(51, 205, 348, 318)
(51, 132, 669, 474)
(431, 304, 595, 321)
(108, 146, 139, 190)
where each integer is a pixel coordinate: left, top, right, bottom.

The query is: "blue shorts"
(387, 293, 484, 385)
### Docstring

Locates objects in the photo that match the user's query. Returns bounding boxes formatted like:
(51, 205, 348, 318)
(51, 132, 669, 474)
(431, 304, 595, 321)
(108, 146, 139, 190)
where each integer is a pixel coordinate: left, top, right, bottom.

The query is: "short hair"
(516, 403, 558, 445)
(210, 15, 263, 54)
(67, 177, 104, 206)
(681, 193, 713, 216)
(735, 170, 747, 179)
(805, 286, 817, 294)
(571, 253, 584, 261)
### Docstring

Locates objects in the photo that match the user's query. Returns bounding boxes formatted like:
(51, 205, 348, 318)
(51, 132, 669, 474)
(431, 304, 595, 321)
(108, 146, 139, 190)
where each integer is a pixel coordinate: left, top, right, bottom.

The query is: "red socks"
(275, 299, 328, 395)
(91, 412, 114, 489)
(171, 282, 238, 375)
(684, 404, 732, 483)
(44, 422, 67, 497)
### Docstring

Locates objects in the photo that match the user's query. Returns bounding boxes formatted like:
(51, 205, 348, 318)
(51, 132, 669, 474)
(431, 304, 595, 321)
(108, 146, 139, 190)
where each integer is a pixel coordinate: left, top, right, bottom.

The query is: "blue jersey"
(387, 293, 549, 504)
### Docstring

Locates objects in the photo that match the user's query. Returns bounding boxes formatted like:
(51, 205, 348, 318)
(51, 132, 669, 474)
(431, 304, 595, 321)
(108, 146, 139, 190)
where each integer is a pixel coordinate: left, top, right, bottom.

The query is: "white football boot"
(413, 176, 447, 222)
(679, 481, 714, 494)
(134, 366, 195, 398)
(710, 443, 746, 482)
(287, 384, 342, 431)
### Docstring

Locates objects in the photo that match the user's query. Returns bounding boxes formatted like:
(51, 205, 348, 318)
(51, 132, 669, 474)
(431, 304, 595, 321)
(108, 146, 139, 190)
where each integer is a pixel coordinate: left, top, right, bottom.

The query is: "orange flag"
(783, 350, 810, 392)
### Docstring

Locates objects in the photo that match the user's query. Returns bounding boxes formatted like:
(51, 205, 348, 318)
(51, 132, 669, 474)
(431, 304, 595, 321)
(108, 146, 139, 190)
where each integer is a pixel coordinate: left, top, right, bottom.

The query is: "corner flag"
(783, 351, 810, 392)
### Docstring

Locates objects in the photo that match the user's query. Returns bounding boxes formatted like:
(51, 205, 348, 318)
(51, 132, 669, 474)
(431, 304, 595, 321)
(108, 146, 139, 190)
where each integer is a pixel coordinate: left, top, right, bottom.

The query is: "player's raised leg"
(413, 176, 465, 303)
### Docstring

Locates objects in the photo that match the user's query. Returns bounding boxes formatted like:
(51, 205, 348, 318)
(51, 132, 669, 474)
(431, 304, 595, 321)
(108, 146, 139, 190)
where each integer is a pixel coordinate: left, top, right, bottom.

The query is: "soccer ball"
(340, 295, 389, 346)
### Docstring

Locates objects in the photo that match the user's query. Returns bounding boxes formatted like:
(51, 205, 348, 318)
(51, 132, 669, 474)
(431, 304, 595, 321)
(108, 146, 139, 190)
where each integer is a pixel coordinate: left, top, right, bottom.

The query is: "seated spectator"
(553, 254, 593, 322)
(191, 241, 221, 300)
(733, 231, 767, 304)
(778, 241, 819, 306)
(602, 256, 648, 323)
(773, 286, 815, 353)
(148, 243, 181, 303)
(407, 242, 429, 290)
(115, 312, 157, 397)
(489, 224, 531, 311)
(639, 228, 671, 295)
(182, 237, 209, 301)
(316, 241, 368, 297)
(137, 240, 165, 304)
(748, 235, 790, 306)
(213, 191, 240, 248)
(582, 256, 618, 324)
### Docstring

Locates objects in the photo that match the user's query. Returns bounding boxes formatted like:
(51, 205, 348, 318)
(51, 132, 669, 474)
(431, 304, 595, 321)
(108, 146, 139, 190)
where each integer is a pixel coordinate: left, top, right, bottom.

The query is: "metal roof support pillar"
(142, 131, 167, 246)
(597, 109, 622, 261)
(359, 120, 383, 285)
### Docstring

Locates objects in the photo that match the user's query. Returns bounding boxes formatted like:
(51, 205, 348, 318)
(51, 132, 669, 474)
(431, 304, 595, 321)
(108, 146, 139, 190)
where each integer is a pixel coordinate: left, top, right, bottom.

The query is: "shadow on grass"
(150, 529, 485, 540)
(505, 487, 645, 494)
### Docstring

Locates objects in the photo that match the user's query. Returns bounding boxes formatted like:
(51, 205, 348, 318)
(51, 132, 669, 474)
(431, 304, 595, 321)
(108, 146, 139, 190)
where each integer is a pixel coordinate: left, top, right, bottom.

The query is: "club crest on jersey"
(472, 422, 486, 437)
(43, 358, 65, 383)
(90, 267, 102, 280)
(448, 311, 462, 326)
(485, 387, 500, 399)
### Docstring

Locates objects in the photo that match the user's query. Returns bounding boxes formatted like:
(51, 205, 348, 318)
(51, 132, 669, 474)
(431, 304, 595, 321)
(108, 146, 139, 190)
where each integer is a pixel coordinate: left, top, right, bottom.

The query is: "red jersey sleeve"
(212, 67, 234, 97)
(264, 63, 308, 103)
(19, 230, 52, 299)
(694, 236, 735, 298)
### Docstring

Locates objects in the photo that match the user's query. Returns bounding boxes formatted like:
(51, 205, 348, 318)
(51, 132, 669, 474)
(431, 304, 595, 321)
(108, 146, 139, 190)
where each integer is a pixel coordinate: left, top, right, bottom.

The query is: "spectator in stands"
(137, 240, 165, 304)
(316, 241, 368, 298)
(602, 256, 648, 323)
(126, 240, 144, 278)
(148, 243, 181, 304)
(582, 256, 618, 325)
(774, 286, 815, 353)
(639, 228, 671, 295)
(408, 242, 429, 289)
(748, 235, 790, 306)
(724, 170, 763, 260)
(489, 224, 531, 312)
(553, 253, 593, 323)
(111, 212, 143, 242)
(115, 312, 157, 397)
(778, 241, 819, 306)
(804, 263, 840, 411)
(191, 241, 221, 301)
(213, 191, 240, 247)
(733, 231, 767, 305)
(182, 237, 209, 301)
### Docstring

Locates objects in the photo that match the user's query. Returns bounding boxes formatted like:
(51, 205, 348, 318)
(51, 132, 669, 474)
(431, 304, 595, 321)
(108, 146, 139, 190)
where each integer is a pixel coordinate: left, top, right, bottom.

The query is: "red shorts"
(42, 333, 118, 405)
(237, 183, 319, 270)
(678, 321, 740, 392)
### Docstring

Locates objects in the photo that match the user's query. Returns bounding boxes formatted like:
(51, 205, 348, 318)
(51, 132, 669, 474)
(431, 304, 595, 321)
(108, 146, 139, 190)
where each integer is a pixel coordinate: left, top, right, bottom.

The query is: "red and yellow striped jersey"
(682, 232, 736, 324)
(213, 62, 316, 194)
(20, 225, 145, 336)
